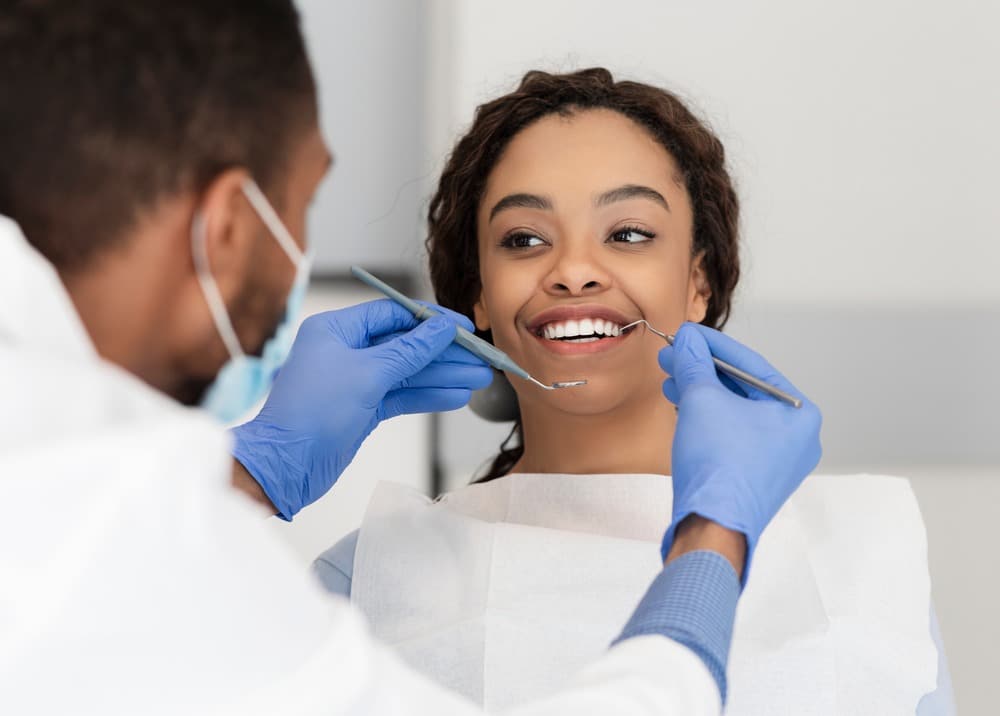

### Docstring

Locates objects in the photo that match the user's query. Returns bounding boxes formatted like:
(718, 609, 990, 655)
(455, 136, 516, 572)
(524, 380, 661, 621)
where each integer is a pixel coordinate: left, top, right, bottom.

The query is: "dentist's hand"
(230, 299, 493, 520)
(658, 323, 822, 585)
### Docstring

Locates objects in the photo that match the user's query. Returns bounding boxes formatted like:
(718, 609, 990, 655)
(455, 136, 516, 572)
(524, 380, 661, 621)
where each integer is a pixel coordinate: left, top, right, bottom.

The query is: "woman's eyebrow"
(595, 184, 670, 212)
(489, 192, 553, 222)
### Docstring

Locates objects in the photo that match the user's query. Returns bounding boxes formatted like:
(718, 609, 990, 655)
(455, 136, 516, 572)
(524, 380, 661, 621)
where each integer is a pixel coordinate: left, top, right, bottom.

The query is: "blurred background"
(266, 1, 999, 711)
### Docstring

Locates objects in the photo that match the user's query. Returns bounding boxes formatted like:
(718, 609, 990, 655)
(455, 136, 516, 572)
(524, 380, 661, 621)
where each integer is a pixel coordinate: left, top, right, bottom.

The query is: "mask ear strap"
(240, 178, 305, 265)
(191, 212, 245, 359)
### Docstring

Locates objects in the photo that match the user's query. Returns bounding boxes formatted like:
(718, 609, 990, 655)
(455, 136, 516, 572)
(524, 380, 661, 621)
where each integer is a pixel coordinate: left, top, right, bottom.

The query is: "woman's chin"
(514, 373, 651, 417)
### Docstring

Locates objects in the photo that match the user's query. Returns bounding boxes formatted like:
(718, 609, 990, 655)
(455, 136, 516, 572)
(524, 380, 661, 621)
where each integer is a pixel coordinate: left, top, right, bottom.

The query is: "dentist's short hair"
(0, 0, 316, 271)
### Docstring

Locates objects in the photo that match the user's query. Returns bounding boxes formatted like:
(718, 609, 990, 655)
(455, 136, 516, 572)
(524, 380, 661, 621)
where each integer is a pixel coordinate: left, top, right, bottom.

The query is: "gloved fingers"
(661, 323, 807, 402)
(372, 330, 487, 367)
(369, 315, 459, 384)
(661, 376, 680, 404)
(682, 323, 807, 399)
(663, 374, 748, 405)
(310, 294, 476, 347)
(379, 387, 473, 421)
(309, 300, 421, 349)
(660, 344, 749, 400)
(395, 361, 494, 391)
(660, 324, 725, 394)
(413, 300, 476, 333)
(690, 324, 778, 381)
(316, 299, 472, 348)
(718, 371, 750, 398)
(657, 343, 674, 374)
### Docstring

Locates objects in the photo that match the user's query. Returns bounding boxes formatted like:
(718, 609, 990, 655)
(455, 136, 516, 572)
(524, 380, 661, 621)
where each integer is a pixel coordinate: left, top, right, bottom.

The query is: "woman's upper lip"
(525, 304, 636, 333)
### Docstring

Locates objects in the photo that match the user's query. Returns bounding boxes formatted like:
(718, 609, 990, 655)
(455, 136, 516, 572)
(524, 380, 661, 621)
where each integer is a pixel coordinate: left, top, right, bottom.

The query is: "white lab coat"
(0, 216, 720, 716)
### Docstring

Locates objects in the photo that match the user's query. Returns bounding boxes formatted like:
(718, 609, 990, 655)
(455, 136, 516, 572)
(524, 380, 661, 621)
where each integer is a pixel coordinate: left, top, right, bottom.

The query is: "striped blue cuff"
(612, 550, 740, 703)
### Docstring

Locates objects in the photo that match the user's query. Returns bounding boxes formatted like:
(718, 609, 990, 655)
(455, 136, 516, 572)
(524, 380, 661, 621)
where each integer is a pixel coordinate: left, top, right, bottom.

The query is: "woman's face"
(475, 108, 710, 415)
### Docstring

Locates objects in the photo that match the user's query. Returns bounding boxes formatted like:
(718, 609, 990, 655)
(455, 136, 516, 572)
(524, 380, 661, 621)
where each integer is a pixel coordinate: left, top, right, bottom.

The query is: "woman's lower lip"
(529, 330, 632, 355)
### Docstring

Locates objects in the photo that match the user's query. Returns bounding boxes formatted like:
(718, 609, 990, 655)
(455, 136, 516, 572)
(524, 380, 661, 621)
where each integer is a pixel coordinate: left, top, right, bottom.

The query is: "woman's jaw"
(509, 359, 678, 476)
(482, 293, 689, 478)
(488, 285, 687, 475)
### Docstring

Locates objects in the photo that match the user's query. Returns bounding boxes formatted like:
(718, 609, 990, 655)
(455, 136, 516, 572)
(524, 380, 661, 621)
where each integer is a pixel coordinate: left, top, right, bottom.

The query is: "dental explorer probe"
(620, 320, 803, 409)
(350, 266, 587, 391)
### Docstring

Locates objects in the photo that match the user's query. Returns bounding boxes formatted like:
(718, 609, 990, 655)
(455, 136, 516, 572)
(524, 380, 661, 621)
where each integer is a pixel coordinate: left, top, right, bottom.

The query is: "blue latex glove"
(658, 323, 822, 585)
(231, 299, 493, 520)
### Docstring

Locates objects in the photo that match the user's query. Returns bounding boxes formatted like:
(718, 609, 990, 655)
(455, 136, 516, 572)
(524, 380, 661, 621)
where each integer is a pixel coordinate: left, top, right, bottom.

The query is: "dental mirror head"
(527, 376, 588, 391)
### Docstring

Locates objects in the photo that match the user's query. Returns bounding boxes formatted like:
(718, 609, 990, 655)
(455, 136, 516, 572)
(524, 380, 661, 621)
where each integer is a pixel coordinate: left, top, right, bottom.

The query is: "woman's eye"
(500, 232, 547, 249)
(608, 227, 655, 244)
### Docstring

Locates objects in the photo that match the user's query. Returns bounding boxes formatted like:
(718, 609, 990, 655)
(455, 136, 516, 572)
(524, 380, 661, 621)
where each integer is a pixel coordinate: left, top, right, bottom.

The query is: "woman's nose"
(543, 244, 611, 296)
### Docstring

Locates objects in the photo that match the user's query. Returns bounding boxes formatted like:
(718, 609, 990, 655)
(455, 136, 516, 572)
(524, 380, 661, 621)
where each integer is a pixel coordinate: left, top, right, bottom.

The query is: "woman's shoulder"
(793, 473, 922, 524)
(311, 529, 360, 597)
(780, 473, 930, 601)
(789, 473, 927, 551)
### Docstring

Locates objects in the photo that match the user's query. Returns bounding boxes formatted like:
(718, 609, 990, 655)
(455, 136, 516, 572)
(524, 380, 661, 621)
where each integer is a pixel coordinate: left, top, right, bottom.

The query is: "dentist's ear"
(686, 251, 711, 323)
(191, 168, 259, 306)
(172, 167, 258, 361)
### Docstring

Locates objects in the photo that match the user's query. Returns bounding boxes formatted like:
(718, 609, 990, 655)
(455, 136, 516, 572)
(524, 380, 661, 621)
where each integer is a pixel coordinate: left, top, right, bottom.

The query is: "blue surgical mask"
(192, 179, 312, 423)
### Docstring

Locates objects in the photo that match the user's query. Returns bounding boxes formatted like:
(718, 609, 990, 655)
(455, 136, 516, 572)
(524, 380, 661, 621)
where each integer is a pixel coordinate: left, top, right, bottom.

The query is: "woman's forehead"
(481, 109, 687, 213)
(479, 109, 689, 221)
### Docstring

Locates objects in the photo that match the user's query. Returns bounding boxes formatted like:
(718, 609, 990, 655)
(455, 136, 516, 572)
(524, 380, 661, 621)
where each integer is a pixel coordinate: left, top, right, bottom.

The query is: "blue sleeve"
(917, 605, 956, 715)
(311, 529, 359, 598)
(612, 550, 740, 704)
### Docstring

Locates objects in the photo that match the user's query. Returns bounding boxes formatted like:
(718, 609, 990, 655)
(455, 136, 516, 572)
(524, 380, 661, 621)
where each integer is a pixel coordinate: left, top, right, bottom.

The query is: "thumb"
(370, 315, 457, 384)
(671, 322, 723, 394)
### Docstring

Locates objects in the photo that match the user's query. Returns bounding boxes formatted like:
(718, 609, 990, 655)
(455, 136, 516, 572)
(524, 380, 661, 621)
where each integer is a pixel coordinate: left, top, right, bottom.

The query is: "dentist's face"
(474, 109, 710, 415)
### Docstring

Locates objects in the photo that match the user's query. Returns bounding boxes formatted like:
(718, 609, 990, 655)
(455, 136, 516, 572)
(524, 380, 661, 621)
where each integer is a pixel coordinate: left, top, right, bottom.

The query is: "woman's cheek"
(481, 287, 519, 352)
(633, 279, 690, 332)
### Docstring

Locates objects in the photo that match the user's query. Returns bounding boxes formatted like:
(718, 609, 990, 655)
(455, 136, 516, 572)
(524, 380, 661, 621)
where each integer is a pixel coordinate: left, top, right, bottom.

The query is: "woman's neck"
(512, 389, 676, 476)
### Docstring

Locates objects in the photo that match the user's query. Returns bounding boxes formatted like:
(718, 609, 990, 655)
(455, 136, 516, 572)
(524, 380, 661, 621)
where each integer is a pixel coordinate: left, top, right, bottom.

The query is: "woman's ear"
(686, 251, 711, 323)
(473, 289, 492, 332)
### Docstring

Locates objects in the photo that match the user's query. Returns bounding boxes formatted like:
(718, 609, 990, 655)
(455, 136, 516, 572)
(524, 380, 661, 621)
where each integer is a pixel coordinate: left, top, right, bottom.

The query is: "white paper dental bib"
(351, 474, 937, 714)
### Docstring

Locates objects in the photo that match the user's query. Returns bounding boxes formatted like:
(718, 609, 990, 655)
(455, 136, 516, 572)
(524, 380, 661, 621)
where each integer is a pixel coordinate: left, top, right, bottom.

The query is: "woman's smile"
(524, 303, 638, 356)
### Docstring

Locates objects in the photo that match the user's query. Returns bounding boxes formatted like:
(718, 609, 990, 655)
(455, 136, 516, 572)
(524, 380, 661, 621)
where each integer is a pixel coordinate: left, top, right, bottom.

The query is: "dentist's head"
(0, 0, 331, 410)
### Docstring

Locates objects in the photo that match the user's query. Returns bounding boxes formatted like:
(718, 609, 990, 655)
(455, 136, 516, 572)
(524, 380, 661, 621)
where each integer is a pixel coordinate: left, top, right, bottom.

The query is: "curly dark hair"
(425, 67, 741, 481)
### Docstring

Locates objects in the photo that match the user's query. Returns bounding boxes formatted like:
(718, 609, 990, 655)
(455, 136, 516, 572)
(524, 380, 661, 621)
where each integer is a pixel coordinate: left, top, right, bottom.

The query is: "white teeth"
(538, 317, 624, 340)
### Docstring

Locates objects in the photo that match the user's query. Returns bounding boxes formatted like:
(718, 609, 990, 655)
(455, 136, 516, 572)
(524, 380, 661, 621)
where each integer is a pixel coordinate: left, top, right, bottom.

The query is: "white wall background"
(426, 0, 1000, 309)
(279, 1, 999, 712)
(297, 1, 431, 274)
